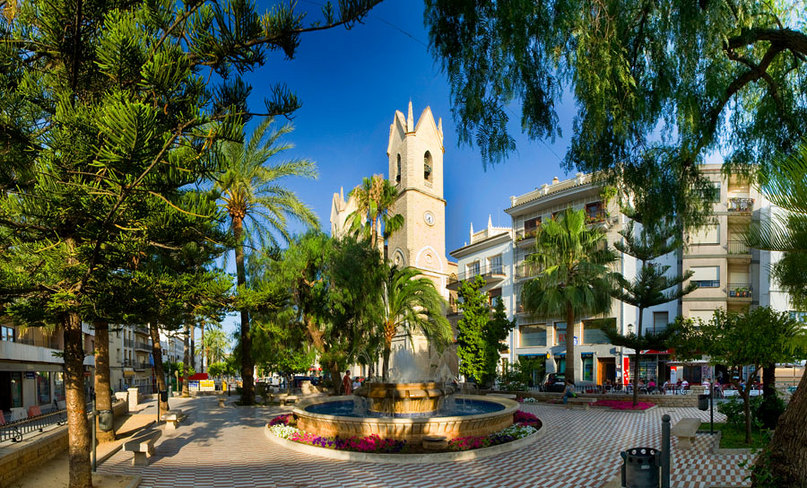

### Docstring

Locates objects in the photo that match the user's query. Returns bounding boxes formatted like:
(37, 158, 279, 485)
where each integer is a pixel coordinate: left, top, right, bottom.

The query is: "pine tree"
(456, 276, 490, 385)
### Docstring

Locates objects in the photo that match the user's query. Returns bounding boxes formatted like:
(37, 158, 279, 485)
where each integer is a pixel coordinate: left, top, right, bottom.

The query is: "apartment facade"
(0, 322, 95, 412)
(449, 168, 794, 386)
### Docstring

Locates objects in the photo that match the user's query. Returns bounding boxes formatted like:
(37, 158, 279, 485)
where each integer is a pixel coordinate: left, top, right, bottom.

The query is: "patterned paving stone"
(98, 397, 753, 488)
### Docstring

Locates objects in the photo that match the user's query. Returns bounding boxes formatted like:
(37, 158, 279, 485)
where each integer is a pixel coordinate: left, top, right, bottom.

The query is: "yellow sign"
(200, 380, 215, 391)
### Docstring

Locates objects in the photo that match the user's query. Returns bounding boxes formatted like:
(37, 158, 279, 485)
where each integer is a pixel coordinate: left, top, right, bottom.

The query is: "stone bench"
(123, 429, 162, 466)
(160, 410, 183, 431)
(564, 397, 597, 409)
(269, 394, 298, 406)
(671, 417, 701, 449)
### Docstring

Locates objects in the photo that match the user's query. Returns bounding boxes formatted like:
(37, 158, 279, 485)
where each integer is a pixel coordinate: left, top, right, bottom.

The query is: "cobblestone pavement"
(97, 396, 754, 488)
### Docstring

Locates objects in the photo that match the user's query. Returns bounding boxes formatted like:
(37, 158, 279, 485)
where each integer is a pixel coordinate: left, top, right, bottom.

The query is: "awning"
(123, 368, 135, 377)
(640, 349, 670, 355)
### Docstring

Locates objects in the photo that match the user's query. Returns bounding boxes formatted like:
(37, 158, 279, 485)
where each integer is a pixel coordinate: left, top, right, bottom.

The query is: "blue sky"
(217, 0, 577, 340)
(242, 0, 576, 252)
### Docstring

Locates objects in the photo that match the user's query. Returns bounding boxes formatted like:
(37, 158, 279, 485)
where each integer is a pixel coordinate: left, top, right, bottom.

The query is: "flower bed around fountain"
(267, 410, 541, 453)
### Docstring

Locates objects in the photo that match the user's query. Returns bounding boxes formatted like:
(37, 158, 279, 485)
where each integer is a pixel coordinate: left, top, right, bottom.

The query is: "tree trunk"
(93, 320, 115, 443)
(763, 362, 776, 400)
(757, 367, 807, 487)
(200, 322, 205, 373)
(233, 219, 254, 405)
(330, 363, 343, 395)
(565, 305, 576, 383)
(182, 324, 190, 397)
(382, 342, 391, 382)
(632, 308, 645, 406)
(742, 389, 752, 445)
(64, 311, 92, 488)
(148, 322, 169, 417)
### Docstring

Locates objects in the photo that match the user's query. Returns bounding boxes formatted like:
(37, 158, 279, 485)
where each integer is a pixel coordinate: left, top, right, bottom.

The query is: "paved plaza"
(97, 396, 754, 488)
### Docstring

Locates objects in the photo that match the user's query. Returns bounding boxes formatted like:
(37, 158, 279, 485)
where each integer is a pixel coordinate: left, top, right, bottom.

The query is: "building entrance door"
(597, 358, 616, 385)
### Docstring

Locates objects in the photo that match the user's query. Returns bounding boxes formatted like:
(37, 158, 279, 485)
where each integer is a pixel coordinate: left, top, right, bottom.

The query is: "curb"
(264, 423, 546, 464)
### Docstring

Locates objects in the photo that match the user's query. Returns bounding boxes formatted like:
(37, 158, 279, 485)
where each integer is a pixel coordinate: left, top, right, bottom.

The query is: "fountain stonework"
(356, 382, 450, 415)
(293, 393, 519, 443)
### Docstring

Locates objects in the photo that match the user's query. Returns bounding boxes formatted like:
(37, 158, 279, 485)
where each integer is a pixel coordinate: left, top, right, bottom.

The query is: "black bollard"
(661, 414, 671, 488)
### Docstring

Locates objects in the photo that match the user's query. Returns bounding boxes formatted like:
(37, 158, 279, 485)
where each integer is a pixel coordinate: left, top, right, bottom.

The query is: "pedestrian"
(562, 380, 575, 404)
(342, 370, 353, 395)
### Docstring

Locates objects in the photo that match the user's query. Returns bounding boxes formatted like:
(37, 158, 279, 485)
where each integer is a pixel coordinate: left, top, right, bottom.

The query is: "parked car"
(544, 373, 566, 392)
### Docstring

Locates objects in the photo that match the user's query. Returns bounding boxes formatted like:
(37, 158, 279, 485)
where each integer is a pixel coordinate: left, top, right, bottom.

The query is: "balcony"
(135, 341, 151, 352)
(515, 262, 542, 280)
(515, 228, 539, 247)
(728, 197, 754, 223)
(727, 240, 752, 264)
(133, 326, 150, 337)
(728, 283, 753, 301)
(0, 340, 62, 364)
(447, 264, 506, 291)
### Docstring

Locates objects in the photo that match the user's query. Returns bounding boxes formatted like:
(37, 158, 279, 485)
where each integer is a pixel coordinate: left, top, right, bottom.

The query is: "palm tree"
(521, 208, 617, 383)
(745, 141, 807, 486)
(215, 117, 318, 404)
(347, 174, 404, 259)
(379, 266, 452, 381)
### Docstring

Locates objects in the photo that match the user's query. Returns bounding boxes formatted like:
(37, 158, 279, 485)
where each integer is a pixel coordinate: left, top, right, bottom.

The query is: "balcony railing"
(728, 197, 754, 213)
(135, 341, 151, 352)
(515, 228, 539, 244)
(728, 240, 750, 254)
(455, 264, 505, 283)
(728, 283, 753, 298)
(515, 262, 542, 280)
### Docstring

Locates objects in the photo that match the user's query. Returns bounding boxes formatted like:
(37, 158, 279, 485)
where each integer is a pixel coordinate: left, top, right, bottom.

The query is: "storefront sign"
(24, 372, 36, 379)
(200, 380, 215, 391)
(622, 357, 630, 385)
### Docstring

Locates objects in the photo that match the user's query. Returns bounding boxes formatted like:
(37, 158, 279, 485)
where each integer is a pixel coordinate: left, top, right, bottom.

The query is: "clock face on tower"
(424, 211, 435, 226)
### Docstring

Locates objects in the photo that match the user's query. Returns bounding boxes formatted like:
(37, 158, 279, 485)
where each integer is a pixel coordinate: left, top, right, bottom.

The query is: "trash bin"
(159, 389, 169, 402)
(698, 393, 709, 411)
(620, 447, 660, 488)
(97, 409, 114, 432)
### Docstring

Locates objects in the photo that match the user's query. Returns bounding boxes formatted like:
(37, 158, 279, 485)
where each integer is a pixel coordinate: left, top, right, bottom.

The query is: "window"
(555, 321, 567, 345)
(585, 201, 604, 223)
(690, 266, 720, 287)
(489, 254, 503, 274)
(37, 372, 51, 405)
(1, 326, 14, 342)
(652, 312, 669, 333)
(556, 358, 566, 374)
(424, 151, 433, 182)
(467, 261, 480, 278)
(519, 324, 547, 347)
(701, 182, 721, 202)
(524, 217, 541, 236)
(54, 372, 65, 402)
(488, 287, 502, 306)
(396, 154, 401, 183)
(690, 224, 720, 244)
(582, 355, 594, 381)
(583, 318, 614, 344)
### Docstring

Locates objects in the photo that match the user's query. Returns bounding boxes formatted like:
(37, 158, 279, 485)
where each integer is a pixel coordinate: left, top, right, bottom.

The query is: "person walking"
(342, 371, 353, 395)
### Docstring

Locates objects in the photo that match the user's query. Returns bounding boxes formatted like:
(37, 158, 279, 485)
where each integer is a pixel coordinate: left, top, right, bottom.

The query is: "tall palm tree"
(521, 208, 617, 383)
(745, 141, 807, 486)
(380, 266, 452, 381)
(215, 117, 318, 404)
(347, 174, 404, 259)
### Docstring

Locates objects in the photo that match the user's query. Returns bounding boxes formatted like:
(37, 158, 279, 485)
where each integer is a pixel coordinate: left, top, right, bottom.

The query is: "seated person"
(562, 381, 576, 404)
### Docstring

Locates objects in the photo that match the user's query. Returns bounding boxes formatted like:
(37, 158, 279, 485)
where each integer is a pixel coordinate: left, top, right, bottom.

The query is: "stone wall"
(0, 426, 68, 487)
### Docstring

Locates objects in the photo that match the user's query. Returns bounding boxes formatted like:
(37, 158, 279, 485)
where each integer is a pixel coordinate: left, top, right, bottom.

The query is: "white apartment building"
(0, 322, 95, 412)
(449, 167, 797, 386)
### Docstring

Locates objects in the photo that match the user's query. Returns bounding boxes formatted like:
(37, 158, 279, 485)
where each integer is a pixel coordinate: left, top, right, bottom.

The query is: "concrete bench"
(671, 418, 701, 449)
(564, 397, 597, 409)
(9, 407, 27, 423)
(160, 410, 183, 431)
(123, 429, 162, 466)
(269, 394, 298, 406)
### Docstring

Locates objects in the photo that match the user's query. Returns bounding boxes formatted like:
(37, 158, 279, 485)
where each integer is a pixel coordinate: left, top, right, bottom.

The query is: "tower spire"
(488, 214, 493, 230)
(407, 100, 414, 132)
(470, 222, 474, 242)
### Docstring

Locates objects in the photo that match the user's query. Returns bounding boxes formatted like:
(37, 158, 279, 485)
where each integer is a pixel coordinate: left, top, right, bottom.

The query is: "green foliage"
(164, 361, 195, 378)
(346, 175, 404, 255)
(207, 362, 229, 377)
(499, 357, 545, 391)
(521, 208, 616, 382)
(456, 276, 490, 385)
(425, 1, 807, 228)
(487, 297, 516, 379)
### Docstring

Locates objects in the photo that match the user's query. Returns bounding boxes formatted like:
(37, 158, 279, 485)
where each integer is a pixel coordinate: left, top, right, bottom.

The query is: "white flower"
(499, 424, 537, 438)
(269, 424, 302, 439)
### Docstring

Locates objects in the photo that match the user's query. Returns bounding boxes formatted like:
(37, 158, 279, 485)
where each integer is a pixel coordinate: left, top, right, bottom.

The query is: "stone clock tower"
(386, 102, 453, 297)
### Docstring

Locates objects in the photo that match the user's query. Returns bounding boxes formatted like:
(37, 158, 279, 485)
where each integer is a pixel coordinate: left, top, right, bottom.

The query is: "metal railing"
(1, 408, 67, 443)
(728, 240, 750, 254)
(515, 262, 541, 279)
(453, 264, 505, 283)
(728, 283, 752, 298)
(515, 228, 539, 243)
(135, 341, 151, 351)
(728, 197, 754, 212)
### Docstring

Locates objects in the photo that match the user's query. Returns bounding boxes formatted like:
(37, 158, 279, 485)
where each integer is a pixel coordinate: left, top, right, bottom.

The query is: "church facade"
(330, 103, 457, 379)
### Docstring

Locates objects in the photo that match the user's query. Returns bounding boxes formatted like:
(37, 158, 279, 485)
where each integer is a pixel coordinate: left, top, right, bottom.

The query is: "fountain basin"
(293, 394, 519, 443)
(355, 382, 453, 415)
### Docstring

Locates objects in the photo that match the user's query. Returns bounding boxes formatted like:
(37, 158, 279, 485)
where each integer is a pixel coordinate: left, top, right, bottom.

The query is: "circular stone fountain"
(293, 388, 519, 443)
(355, 381, 451, 415)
